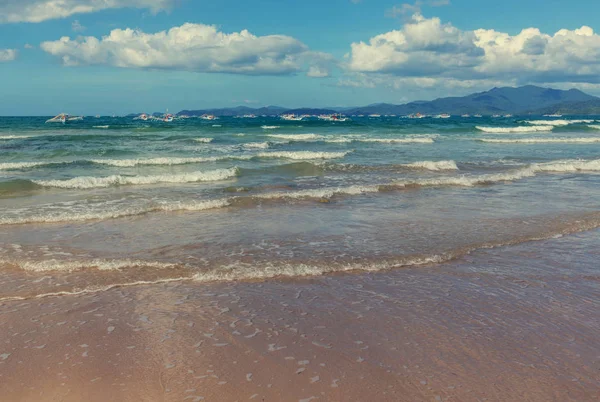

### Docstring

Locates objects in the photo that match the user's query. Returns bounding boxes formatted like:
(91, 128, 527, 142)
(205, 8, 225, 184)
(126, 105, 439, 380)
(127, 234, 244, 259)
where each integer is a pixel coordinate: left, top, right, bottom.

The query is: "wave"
(243, 142, 270, 149)
(261, 125, 280, 129)
(0, 198, 232, 225)
(6, 211, 600, 300)
(476, 126, 554, 133)
(3, 258, 177, 273)
(256, 151, 350, 160)
(32, 168, 238, 189)
(479, 138, 600, 144)
(525, 119, 594, 126)
(0, 161, 49, 170)
(355, 138, 435, 144)
(90, 156, 250, 167)
(93, 125, 110, 129)
(0, 135, 34, 140)
(533, 159, 600, 172)
(589, 125, 600, 130)
(267, 133, 322, 140)
(194, 137, 214, 143)
(401, 160, 458, 171)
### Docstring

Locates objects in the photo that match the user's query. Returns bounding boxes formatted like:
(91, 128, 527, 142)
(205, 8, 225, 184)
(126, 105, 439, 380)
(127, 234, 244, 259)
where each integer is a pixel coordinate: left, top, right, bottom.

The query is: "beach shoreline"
(1, 230, 599, 402)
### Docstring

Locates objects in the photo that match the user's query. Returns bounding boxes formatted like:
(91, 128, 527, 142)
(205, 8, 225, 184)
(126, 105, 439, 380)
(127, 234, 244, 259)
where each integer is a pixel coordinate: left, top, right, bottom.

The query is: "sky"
(1, 0, 600, 115)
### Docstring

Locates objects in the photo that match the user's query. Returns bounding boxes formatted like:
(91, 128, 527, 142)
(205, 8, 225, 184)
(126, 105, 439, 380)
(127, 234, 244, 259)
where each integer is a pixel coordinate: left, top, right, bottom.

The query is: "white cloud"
(41, 23, 331, 77)
(347, 13, 600, 87)
(0, 0, 173, 24)
(0, 49, 17, 62)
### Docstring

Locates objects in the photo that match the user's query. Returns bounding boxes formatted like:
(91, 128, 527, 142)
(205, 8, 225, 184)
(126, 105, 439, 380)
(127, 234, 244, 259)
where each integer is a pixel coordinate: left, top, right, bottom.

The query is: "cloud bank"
(346, 14, 600, 88)
(0, 0, 172, 23)
(41, 23, 332, 76)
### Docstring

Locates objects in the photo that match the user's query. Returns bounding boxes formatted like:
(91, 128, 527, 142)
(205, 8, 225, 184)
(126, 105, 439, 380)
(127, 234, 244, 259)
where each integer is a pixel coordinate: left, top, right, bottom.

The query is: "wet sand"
(1, 233, 599, 401)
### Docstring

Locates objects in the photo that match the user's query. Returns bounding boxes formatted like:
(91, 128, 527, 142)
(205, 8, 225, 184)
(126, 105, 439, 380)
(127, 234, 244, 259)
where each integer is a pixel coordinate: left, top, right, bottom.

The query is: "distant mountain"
(345, 86, 599, 116)
(528, 99, 600, 115)
(175, 86, 600, 117)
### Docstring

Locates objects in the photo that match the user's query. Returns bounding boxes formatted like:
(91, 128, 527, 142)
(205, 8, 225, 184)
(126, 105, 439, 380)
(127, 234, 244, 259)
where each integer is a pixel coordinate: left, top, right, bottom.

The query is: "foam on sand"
(476, 126, 554, 133)
(479, 138, 600, 144)
(32, 168, 239, 189)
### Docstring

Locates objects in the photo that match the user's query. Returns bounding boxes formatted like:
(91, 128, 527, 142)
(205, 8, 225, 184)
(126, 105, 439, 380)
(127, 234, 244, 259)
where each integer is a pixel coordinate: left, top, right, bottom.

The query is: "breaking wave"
(194, 137, 214, 143)
(256, 151, 350, 160)
(261, 125, 280, 129)
(32, 168, 239, 189)
(0, 199, 232, 225)
(476, 126, 554, 133)
(267, 133, 322, 140)
(525, 119, 594, 126)
(588, 125, 600, 130)
(479, 138, 600, 144)
(243, 142, 271, 149)
(0, 135, 34, 140)
(0, 161, 49, 170)
(401, 160, 459, 171)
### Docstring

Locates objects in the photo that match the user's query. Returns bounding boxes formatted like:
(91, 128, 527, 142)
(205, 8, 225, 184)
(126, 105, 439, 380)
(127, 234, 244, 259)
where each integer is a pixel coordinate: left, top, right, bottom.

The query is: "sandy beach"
(2, 230, 599, 402)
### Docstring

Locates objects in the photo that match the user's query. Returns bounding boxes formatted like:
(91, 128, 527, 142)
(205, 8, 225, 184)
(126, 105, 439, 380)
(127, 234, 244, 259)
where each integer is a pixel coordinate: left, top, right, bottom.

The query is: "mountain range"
(177, 85, 600, 117)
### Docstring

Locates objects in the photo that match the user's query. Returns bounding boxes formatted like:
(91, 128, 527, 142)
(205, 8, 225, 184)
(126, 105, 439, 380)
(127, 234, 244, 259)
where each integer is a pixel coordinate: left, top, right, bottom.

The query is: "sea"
(1, 115, 600, 301)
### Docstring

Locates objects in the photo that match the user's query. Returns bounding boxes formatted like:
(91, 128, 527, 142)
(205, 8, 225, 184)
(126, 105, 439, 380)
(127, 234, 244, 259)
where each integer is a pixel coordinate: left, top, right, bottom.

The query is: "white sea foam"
(261, 125, 280, 129)
(243, 142, 271, 149)
(525, 119, 594, 126)
(252, 185, 380, 200)
(32, 168, 238, 189)
(267, 133, 323, 140)
(0, 135, 34, 140)
(90, 155, 252, 167)
(356, 138, 434, 144)
(588, 125, 600, 130)
(0, 161, 48, 170)
(93, 125, 110, 129)
(194, 137, 214, 143)
(533, 159, 600, 172)
(0, 198, 232, 225)
(256, 151, 350, 160)
(3, 258, 177, 273)
(402, 160, 459, 171)
(476, 125, 554, 133)
(479, 138, 600, 144)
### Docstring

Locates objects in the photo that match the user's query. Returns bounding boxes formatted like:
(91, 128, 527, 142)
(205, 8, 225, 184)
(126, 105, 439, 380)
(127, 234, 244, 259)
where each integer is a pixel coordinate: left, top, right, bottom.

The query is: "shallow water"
(1, 115, 600, 297)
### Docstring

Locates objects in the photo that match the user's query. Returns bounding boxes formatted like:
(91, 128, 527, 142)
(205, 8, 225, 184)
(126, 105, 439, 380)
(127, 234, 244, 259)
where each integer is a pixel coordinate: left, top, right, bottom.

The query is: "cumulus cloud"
(41, 23, 332, 76)
(346, 13, 600, 87)
(0, 0, 173, 24)
(0, 49, 17, 62)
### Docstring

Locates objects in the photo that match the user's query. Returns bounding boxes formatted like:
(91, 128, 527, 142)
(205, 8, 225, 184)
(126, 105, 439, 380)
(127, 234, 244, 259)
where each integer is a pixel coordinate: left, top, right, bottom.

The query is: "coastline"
(1, 229, 598, 401)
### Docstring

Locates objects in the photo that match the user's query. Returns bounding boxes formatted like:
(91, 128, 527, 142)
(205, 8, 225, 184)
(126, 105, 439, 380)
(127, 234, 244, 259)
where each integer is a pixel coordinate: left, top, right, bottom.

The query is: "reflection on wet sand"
(1, 230, 599, 401)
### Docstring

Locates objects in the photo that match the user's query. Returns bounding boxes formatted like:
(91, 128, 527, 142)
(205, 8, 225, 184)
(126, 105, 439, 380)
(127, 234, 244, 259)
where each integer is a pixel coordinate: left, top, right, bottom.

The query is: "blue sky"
(1, 0, 600, 115)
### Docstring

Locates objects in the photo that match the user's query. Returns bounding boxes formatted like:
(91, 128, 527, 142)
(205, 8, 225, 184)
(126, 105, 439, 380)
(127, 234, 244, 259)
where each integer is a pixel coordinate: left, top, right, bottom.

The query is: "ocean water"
(1, 115, 600, 300)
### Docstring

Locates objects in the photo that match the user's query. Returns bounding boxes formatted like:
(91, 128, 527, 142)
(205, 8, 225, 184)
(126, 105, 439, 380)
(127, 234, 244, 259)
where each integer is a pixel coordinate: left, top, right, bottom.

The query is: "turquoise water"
(1, 115, 600, 298)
